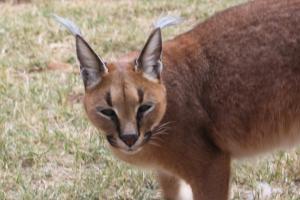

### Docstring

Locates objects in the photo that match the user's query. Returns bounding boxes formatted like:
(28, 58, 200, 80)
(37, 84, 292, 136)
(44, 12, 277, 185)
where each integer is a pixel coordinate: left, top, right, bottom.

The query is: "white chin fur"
(119, 147, 142, 155)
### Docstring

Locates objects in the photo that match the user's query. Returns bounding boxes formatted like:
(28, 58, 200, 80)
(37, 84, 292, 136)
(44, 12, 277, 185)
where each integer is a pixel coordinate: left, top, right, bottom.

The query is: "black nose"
(120, 134, 138, 147)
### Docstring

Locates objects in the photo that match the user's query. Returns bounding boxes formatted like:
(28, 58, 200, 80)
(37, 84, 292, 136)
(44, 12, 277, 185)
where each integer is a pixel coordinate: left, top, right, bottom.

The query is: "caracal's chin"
(118, 147, 143, 155)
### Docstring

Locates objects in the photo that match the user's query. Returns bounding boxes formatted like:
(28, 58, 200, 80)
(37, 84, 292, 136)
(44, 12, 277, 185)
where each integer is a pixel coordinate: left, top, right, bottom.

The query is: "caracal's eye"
(97, 108, 116, 118)
(137, 104, 154, 116)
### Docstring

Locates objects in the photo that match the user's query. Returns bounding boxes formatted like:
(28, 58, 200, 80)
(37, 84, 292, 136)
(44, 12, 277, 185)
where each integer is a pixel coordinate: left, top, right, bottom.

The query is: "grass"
(0, 0, 300, 199)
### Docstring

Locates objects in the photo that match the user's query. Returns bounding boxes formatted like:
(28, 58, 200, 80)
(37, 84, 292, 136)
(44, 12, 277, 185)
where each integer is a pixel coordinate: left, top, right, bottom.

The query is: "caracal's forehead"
(109, 65, 140, 116)
(90, 61, 141, 105)
(85, 60, 165, 111)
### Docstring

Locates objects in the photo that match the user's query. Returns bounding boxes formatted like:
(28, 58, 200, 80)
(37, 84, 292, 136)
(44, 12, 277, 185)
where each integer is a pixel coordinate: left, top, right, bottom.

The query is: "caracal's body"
(56, 0, 300, 199)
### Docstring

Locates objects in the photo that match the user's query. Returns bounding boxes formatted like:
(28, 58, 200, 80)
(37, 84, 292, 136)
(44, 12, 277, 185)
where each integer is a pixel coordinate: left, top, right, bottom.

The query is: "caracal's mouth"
(105, 121, 172, 154)
(106, 131, 153, 155)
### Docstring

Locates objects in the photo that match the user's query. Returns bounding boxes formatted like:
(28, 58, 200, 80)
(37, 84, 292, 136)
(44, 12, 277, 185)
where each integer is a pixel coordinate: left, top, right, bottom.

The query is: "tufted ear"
(136, 28, 162, 82)
(53, 14, 107, 90)
(76, 35, 107, 90)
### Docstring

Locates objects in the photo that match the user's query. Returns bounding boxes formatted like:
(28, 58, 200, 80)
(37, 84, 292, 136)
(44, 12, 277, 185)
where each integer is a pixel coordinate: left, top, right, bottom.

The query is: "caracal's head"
(75, 28, 167, 154)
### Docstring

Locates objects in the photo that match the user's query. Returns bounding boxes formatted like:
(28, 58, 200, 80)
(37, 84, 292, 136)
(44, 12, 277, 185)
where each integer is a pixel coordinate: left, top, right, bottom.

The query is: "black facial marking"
(105, 92, 112, 107)
(143, 131, 152, 143)
(106, 135, 117, 147)
(122, 81, 127, 103)
(137, 88, 144, 104)
(112, 115, 121, 136)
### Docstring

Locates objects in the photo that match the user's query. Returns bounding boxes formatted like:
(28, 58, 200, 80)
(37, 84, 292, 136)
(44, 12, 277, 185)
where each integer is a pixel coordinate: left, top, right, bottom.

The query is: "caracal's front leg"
(189, 153, 231, 200)
(157, 171, 193, 200)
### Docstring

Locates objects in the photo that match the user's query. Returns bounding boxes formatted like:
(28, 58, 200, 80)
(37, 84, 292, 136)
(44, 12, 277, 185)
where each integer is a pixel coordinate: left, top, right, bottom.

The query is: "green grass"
(0, 0, 300, 199)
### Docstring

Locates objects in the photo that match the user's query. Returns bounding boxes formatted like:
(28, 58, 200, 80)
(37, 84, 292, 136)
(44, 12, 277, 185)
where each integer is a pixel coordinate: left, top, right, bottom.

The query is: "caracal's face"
(84, 61, 166, 154)
(58, 20, 167, 154)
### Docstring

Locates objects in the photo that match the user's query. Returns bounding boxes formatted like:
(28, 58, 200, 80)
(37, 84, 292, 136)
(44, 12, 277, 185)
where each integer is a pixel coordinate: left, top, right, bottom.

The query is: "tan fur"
(81, 0, 300, 199)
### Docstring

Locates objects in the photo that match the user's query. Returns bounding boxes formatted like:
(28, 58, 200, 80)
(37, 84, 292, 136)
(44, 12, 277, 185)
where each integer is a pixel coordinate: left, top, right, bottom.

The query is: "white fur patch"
(153, 16, 183, 29)
(177, 180, 193, 200)
(52, 14, 82, 36)
(142, 73, 159, 83)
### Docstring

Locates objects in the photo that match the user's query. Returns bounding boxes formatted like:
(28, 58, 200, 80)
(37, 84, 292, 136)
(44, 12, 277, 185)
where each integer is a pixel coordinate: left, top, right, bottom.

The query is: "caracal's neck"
(160, 27, 210, 128)
(163, 25, 209, 93)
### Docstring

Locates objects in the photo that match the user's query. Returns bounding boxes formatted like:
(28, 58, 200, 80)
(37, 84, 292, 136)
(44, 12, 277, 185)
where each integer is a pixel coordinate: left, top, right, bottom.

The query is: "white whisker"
(151, 136, 164, 142)
(155, 131, 169, 136)
(152, 121, 174, 136)
(149, 141, 161, 147)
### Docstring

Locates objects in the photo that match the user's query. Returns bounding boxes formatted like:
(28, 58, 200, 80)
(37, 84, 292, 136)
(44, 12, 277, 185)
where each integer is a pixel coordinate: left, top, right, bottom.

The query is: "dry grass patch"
(0, 0, 299, 199)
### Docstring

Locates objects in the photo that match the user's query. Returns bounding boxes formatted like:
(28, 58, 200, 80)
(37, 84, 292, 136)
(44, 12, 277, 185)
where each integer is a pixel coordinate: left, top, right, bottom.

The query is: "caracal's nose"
(120, 134, 138, 147)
